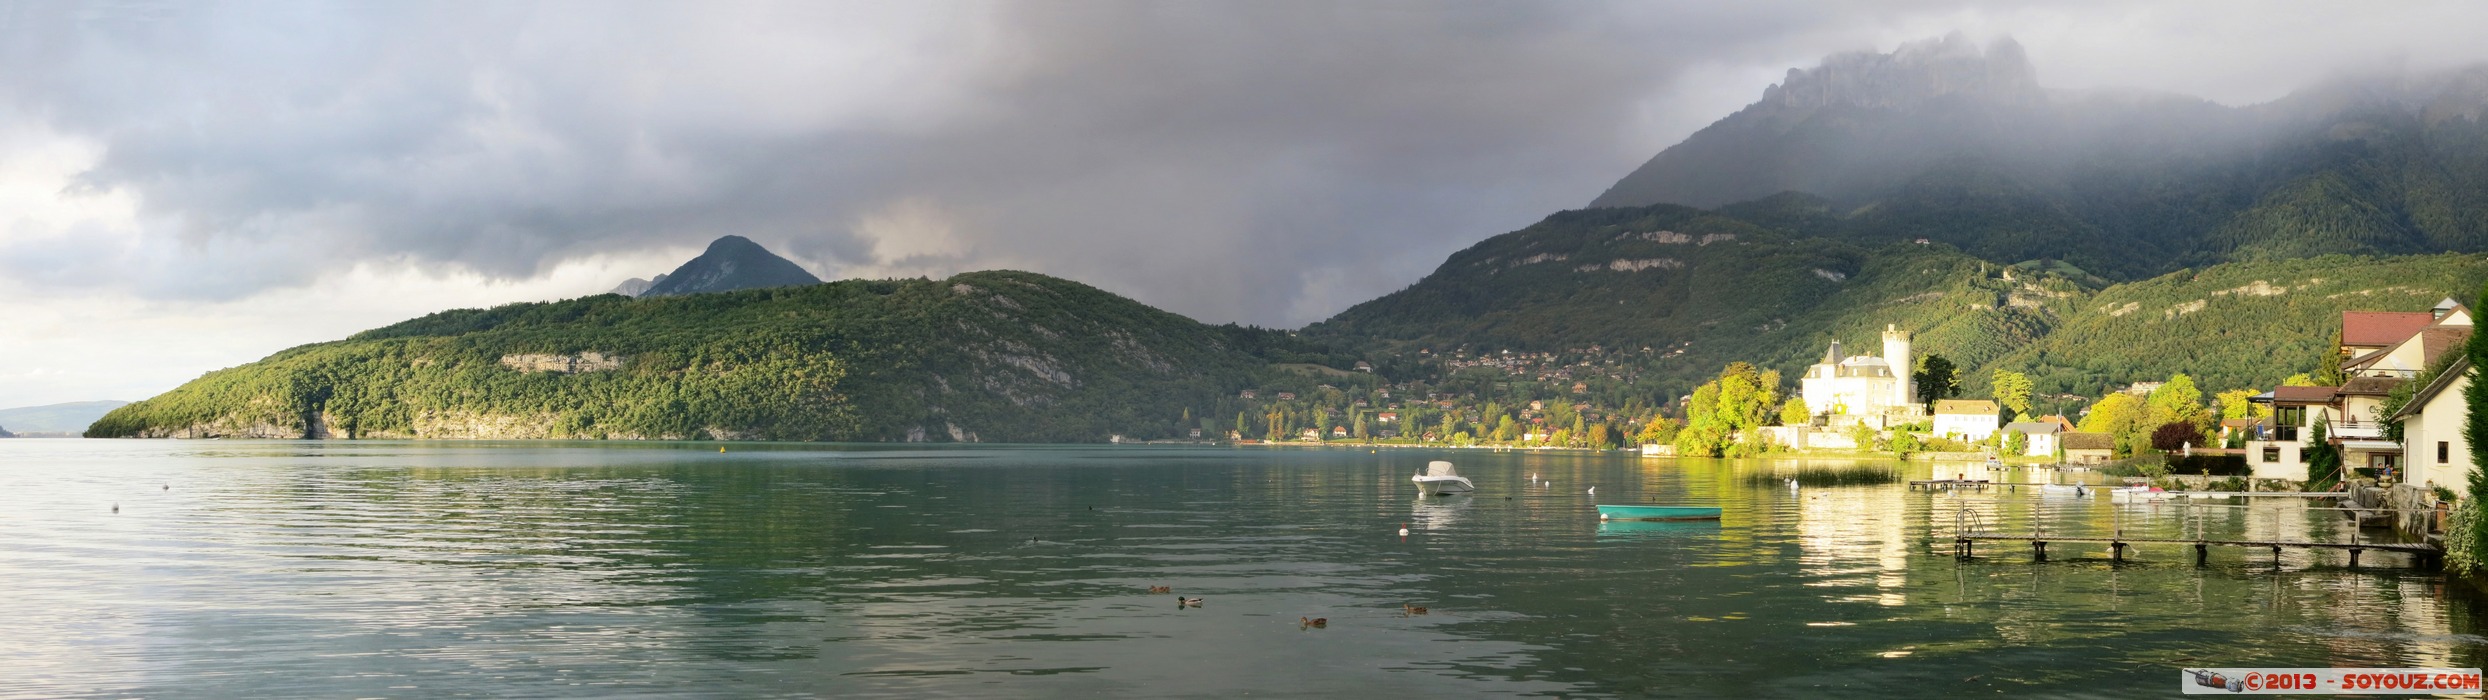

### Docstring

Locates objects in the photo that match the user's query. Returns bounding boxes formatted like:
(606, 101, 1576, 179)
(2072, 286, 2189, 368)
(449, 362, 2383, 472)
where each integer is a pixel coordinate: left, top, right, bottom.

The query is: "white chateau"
(1800, 324, 1926, 428)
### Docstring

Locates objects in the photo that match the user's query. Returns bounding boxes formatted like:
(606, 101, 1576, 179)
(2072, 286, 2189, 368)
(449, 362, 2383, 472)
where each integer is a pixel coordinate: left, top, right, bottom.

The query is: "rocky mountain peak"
(635, 236, 823, 298)
(1756, 33, 2039, 116)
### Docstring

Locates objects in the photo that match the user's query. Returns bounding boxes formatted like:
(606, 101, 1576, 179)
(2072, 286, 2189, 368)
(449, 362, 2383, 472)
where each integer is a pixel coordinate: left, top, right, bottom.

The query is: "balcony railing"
(2326, 419, 2385, 440)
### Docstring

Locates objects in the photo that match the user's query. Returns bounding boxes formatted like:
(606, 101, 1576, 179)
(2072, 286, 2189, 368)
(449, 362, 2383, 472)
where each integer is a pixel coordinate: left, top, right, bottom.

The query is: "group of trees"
(2075, 373, 2219, 458)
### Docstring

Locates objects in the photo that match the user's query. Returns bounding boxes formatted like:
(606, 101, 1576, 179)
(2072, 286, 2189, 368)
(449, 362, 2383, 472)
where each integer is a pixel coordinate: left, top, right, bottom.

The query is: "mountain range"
(84, 35, 2488, 441)
(1593, 33, 2488, 281)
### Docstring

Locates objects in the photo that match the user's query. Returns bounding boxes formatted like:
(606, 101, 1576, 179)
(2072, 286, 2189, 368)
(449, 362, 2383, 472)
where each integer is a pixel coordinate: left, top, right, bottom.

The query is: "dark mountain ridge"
(639, 235, 822, 297)
(1590, 33, 2488, 280)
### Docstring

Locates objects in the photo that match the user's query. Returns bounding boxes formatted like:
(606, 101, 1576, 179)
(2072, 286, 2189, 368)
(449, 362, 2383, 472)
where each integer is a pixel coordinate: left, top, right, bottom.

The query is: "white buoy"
(1586, 486, 1596, 495)
(1398, 523, 1410, 537)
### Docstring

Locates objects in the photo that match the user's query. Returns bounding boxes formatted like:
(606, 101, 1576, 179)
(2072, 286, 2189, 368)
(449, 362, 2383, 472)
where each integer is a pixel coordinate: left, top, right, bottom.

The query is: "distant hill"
(1589, 33, 2488, 280)
(609, 273, 668, 297)
(1308, 202, 2488, 400)
(637, 236, 821, 297)
(88, 272, 1353, 442)
(0, 401, 129, 435)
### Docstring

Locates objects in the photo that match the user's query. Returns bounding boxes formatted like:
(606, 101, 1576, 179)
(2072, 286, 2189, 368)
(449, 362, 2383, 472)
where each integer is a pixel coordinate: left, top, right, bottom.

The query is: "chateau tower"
(1882, 324, 1913, 407)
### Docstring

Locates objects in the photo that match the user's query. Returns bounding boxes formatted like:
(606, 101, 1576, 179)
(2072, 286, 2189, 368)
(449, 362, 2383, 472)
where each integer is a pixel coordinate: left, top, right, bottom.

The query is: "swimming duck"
(1178, 596, 1203, 607)
(1404, 604, 1428, 615)
(1148, 585, 1171, 594)
(1300, 616, 1327, 628)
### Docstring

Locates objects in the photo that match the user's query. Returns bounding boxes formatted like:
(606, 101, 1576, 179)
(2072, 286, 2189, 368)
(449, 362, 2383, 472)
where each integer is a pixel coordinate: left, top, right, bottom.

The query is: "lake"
(2, 440, 2482, 698)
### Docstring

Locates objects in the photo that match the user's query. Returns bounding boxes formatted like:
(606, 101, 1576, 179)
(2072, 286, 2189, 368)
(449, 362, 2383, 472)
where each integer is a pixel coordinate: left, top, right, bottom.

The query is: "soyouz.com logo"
(2182, 668, 2484, 694)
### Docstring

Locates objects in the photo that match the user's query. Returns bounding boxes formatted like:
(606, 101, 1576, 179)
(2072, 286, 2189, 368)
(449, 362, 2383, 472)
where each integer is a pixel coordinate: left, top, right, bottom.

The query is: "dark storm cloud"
(6, 1, 2484, 324)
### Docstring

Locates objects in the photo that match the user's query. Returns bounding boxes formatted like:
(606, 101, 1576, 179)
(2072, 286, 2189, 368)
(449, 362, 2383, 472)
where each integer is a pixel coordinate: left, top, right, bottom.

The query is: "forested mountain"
(1590, 33, 2488, 280)
(88, 271, 1355, 442)
(1309, 201, 2488, 402)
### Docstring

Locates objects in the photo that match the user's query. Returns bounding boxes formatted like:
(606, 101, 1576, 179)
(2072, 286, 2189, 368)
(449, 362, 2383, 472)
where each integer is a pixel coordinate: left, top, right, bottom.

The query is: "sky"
(4, 1, 2488, 408)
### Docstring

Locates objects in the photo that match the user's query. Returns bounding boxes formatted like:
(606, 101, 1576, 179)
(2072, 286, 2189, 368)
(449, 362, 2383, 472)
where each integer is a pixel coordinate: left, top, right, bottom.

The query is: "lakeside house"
(2393, 354, 2474, 492)
(2061, 432, 2114, 464)
(1933, 399, 2001, 442)
(2003, 421, 2062, 457)
(2248, 299, 2471, 482)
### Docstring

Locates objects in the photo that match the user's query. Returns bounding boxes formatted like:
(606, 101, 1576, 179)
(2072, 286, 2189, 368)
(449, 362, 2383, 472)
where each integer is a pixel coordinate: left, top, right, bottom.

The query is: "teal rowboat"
(1596, 504, 1723, 521)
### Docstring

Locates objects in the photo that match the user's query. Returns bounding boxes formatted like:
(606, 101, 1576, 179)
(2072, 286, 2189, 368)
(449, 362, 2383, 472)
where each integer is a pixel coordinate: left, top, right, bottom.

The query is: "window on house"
(2442, 441, 2451, 464)
(2263, 447, 2281, 463)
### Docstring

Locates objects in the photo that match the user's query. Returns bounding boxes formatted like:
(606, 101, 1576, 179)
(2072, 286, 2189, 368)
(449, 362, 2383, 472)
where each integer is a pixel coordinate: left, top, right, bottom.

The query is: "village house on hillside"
(1933, 399, 2001, 442)
(2250, 299, 2472, 482)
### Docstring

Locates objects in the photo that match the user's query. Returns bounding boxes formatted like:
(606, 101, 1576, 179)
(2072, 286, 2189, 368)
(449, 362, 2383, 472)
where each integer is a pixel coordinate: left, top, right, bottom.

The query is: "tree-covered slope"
(1984, 253, 2488, 397)
(90, 271, 1305, 442)
(1310, 201, 2488, 405)
(1305, 203, 2092, 398)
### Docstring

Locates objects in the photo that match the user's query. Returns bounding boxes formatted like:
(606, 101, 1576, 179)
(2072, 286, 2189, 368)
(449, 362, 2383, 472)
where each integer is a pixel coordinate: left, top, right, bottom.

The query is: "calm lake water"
(3, 440, 2482, 698)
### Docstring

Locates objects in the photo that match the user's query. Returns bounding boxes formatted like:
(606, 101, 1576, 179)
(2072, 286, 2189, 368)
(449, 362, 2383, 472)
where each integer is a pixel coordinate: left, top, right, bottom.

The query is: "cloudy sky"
(4, 1, 2487, 407)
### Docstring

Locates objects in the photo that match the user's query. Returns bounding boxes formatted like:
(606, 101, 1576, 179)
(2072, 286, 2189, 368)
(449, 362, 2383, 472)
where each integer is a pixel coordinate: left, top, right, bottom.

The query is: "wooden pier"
(1952, 533, 2441, 568)
(1910, 479, 2004, 492)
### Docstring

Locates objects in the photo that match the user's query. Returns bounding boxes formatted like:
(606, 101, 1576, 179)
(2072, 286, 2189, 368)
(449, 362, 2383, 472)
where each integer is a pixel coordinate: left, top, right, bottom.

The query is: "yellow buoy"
(719, 446, 726, 453)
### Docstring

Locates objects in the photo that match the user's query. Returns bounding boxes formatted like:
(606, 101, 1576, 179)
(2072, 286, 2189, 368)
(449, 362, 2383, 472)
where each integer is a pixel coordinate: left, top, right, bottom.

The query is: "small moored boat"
(1595, 504, 1722, 521)
(1412, 461, 1475, 495)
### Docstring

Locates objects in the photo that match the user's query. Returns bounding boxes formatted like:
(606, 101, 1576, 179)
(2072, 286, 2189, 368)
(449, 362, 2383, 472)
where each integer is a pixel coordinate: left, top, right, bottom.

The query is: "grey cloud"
(6, 1, 2486, 324)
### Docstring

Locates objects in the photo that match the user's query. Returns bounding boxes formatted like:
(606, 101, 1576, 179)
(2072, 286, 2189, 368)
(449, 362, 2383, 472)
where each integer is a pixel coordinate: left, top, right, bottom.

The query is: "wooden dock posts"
(1945, 499, 2444, 569)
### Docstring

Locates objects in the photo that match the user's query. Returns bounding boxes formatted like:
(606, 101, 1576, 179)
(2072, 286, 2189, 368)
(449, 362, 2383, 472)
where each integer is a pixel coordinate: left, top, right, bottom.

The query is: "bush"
(1742, 465, 1900, 487)
(2165, 454, 2249, 476)
(2150, 421, 2204, 452)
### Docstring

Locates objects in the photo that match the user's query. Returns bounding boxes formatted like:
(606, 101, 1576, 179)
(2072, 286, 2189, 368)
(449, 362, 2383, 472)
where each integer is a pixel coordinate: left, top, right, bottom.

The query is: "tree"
(2305, 416, 2341, 491)
(1890, 431, 1923, 459)
(2146, 374, 2211, 433)
(2150, 421, 2203, 452)
(2216, 389, 2262, 421)
(2081, 392, 2147, 457)
(1588, 424, 1615, 450)
(1493, 415, 1519, 442)
(1779, 397, 1811, 427)
(1914, 355, 1959, 407)
(1235, 412, 1247, 438)
(2316, 328, 2348, 387)
(2283, 373, 2320, 387)
(1848, 422, 1878, 451)
(2003, 428, 2028, 456)
(1990, 369, 2033, 420)
(2463, 282, 2488, 566)
(1354, 414, 1369, 440)
(1637, 416, 1681, 445)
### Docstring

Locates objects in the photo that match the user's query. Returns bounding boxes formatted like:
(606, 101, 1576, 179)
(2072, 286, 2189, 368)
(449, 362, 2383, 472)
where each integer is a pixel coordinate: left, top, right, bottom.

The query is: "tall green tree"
(2462, 283, 2488, 567)
(1779, 397, 1810, 427)
(2305, 416, 2342, 491)
(1914, 355, 1959, 407)
(2146, 373, 2210, 432)
(1989, 369, 2033, 420)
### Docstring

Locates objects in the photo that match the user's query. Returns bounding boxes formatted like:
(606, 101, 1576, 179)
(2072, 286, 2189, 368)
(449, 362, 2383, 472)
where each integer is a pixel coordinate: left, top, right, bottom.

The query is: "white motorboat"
(1413, 461, 1475, 496)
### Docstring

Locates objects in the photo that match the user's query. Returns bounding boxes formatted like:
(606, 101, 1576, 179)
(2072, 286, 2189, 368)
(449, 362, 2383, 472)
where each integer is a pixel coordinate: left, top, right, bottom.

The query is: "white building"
(2394, 356, 2473, 491)
(1801, 325, 1919, 427)
(2002, 421, 2062, 457)
(1933, 399, 2001, 442)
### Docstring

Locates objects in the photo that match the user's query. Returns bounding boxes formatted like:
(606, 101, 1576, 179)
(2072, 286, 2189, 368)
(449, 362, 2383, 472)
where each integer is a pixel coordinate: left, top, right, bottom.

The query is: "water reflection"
(2, 440, 2485, 698)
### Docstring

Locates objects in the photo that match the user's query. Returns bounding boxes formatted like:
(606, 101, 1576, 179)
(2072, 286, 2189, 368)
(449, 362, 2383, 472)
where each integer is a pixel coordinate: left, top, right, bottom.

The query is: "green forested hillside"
(1986, 254, 2488, 397)
(1311, 202, 2488, 405)
(90, 271, 1342, 442)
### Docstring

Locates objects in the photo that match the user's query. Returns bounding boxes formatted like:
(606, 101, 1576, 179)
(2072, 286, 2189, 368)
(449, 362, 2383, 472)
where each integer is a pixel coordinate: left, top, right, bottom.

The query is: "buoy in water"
(1586, 486, 1596, 495)
(1398, 523, 1409, 537)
